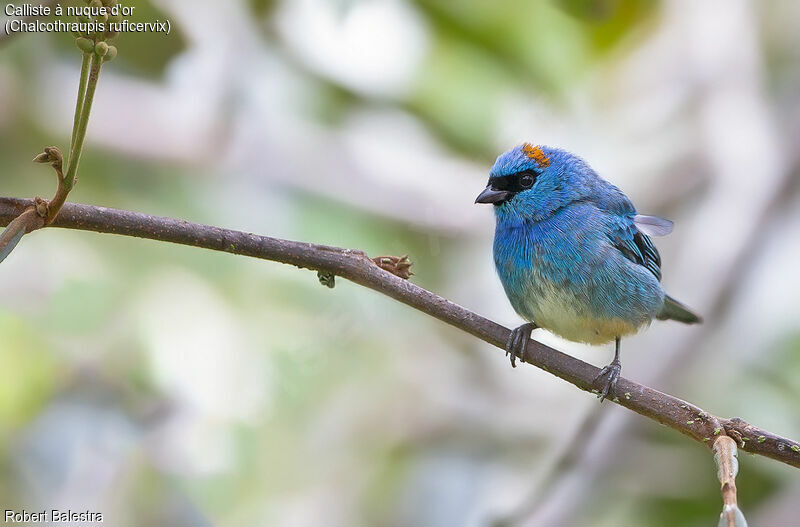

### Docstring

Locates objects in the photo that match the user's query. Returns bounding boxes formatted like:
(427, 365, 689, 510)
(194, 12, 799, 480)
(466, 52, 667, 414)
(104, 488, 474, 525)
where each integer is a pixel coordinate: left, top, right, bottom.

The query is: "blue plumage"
(476, 144, 700, 399)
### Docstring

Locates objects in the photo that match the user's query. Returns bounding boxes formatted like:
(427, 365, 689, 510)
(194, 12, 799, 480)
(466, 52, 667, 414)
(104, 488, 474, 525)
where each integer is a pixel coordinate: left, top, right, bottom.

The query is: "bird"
(475, 143, 701, 400)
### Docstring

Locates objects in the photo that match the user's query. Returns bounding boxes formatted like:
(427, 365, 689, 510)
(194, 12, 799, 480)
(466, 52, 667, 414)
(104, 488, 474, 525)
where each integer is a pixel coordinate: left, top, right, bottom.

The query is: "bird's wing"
(608, 216, 662, 281)
(590, 180, 668, 280)
(633, 215, 673, 237)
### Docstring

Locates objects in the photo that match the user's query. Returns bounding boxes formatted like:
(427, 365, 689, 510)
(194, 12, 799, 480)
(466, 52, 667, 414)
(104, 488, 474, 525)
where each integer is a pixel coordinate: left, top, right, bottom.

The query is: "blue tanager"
(476, 144, 701, 400)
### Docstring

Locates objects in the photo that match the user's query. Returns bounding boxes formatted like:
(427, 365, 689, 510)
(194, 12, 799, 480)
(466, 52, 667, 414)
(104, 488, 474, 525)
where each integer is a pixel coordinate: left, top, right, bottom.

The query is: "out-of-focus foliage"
(1, 0, 799, 526)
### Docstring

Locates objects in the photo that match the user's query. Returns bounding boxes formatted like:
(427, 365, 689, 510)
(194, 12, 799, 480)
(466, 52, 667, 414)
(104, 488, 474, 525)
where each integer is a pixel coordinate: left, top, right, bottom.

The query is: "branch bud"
(372, 254, 414, 279)
(102, 45, 117, 62)
(34, 197, 49, 218)
(32, 152, 51, 164)
(76, 37, 94, 54)
(32, 146, 63, 170)
(95, 41, 109, 58)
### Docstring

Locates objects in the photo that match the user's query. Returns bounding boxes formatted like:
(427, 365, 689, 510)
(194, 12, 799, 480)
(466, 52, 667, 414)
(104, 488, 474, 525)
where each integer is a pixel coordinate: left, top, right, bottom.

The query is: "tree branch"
(2, 196, 799, 469)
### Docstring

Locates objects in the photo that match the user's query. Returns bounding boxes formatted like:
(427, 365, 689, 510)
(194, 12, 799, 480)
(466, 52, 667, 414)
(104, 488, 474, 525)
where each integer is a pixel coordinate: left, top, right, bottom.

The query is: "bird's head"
(476, 143, 596, 223)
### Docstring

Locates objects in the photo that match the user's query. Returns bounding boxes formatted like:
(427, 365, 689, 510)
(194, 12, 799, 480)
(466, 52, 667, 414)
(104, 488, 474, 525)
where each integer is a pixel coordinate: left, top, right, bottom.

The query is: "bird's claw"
(594, 359, 621, 402)
(505, 323, 537, 368)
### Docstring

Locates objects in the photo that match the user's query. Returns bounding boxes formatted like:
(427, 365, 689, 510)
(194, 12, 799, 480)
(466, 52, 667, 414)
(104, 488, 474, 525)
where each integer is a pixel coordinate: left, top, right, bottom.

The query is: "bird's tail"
(657, 295, 702, 324)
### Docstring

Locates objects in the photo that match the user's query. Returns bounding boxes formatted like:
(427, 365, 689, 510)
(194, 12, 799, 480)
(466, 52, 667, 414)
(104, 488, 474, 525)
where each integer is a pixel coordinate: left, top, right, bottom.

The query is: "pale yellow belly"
(543, 315, 642, 344)
(523, 287, 645, 345)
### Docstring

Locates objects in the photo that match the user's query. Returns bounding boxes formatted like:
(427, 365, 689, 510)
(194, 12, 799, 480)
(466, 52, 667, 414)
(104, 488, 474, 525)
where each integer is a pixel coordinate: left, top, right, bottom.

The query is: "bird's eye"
(519, 173, 535, 188)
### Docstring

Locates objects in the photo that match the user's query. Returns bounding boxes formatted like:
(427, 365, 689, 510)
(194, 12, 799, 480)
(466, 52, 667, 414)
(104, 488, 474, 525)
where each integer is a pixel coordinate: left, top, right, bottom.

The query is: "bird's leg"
(505, 322, 538, 368)
(594, 337, 622, 402)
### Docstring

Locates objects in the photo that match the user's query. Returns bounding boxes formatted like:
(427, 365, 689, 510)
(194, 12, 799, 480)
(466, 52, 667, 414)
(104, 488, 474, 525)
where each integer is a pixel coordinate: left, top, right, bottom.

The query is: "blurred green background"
(1, 0, 800, 525)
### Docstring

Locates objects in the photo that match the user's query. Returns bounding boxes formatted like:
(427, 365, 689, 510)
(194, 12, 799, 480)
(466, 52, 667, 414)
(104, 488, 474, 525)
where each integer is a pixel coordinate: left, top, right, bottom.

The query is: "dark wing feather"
(609, 220, 662, 281)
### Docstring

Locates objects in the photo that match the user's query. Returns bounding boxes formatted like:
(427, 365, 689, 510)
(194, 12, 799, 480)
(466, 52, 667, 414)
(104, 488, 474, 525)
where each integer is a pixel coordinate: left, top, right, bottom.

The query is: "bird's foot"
(505, 323, 537, 368)
(593, 359, 621, 402)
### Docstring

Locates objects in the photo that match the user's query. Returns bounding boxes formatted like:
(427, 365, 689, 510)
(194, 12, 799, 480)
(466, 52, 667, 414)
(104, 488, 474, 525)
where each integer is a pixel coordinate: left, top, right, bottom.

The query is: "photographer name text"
(4, 509, 103, 524)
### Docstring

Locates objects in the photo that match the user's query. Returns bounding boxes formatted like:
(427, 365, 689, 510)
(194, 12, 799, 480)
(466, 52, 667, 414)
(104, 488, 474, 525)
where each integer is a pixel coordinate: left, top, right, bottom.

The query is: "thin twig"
(714, 435, 748, 526)
(70, 53, 92, 158)
(64, 54, 102, 191)
(0, 196, 798, 469)
(0, 208, 38, 263)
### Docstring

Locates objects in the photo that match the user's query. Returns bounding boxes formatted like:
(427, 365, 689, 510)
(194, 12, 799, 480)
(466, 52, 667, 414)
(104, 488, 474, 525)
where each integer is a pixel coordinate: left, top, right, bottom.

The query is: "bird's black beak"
(475, 186, 512, 204)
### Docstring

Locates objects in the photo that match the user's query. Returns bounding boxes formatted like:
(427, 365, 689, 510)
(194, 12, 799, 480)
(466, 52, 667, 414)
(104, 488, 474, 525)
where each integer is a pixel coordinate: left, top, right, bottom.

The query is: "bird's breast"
(493, 218, 660, 344)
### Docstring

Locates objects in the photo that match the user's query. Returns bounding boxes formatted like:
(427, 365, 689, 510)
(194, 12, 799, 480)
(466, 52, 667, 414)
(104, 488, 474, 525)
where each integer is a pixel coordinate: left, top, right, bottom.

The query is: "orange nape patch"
(522, 143, 551, 167)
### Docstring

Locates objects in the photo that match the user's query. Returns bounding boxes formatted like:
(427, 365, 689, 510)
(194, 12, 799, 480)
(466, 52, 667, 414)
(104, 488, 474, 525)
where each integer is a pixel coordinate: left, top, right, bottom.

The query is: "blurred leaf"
(363, 445, 413, 524)
(107, 1, 187, 78)
(0, 314, 56, 431)
(307, 81, 359, 127)
(413, 0, 590, 90)
(408, 35, 516, 158)
(248, 0, 279, 18)
(556, 0, 659, 50)
(43, 279, 116, 334)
